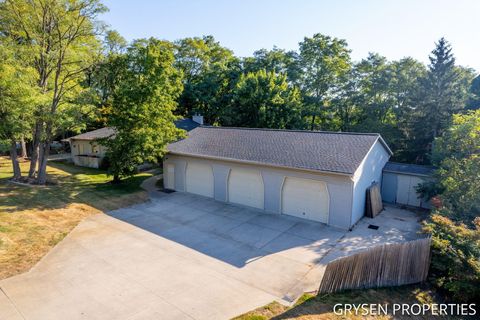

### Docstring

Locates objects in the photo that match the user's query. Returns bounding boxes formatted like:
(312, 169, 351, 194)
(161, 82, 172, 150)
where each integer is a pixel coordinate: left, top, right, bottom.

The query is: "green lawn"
(0, 157, 155, 279)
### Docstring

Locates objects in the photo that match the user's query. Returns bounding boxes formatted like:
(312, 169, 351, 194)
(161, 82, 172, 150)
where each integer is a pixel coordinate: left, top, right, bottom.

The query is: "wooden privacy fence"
(318, 237, 431, 294)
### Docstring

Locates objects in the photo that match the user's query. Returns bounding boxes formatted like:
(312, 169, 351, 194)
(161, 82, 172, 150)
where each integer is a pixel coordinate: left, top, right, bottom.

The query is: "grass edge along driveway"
(0, 157, 155, 280)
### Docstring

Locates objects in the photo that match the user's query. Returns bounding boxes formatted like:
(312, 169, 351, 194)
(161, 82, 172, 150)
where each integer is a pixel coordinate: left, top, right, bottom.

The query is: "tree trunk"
(10, 140, 22, 180)
(28, 122, 42, 179)
(20, 136, 27, 158)
(36, 119, 55, 185)
(310, 114, 316, 131)
(113, 174, 121, 184)
(36, 141, 50, 185)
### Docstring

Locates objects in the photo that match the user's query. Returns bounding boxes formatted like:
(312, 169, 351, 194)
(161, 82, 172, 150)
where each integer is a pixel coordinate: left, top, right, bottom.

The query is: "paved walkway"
(0, 191, 422, 320)
(140, 173, 163, 196)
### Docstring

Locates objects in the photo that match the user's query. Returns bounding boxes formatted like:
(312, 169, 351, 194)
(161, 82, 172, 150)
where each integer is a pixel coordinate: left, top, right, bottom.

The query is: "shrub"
(423, 213, 480, 302)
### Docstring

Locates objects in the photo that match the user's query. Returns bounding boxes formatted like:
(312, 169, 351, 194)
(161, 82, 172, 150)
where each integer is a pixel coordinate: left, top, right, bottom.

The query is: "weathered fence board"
(318, 237, 431, 294)
(366, 182, 383, 218)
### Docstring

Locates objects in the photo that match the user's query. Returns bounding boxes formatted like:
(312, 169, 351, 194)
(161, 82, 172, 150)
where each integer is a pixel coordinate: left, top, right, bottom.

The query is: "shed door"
(228, 168, 264, 209)
(407, 176, 423, 207)
(186, 162, 214, 198)
(396, 175, 422, 206)
(164, 164, 175, 190)
(282, 177, 329, 223)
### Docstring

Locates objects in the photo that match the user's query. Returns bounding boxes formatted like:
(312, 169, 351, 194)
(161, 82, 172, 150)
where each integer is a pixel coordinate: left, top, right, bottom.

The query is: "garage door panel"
(228, 168, 264, 209)
(282, 177, 329, 223)
(186, 162, 214, 198)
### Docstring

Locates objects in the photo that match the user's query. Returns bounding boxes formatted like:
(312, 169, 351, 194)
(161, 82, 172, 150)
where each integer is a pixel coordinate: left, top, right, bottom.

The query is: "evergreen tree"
(412, 38, 472, 162)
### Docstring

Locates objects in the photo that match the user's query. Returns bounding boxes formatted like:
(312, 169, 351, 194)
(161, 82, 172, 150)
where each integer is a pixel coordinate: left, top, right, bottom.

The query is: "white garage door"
(186, 162, 214, 198)
(282, 177, 329, 223)
(228, 168, 264, 209)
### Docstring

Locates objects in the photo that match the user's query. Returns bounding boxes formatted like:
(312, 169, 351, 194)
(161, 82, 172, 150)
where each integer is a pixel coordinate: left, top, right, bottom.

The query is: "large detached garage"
(164, 127, 392, 230)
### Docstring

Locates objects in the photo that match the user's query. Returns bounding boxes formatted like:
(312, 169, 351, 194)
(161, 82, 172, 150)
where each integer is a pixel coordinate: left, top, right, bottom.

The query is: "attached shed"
(164, 127, 392, 229)
(381, 162, 435, 209)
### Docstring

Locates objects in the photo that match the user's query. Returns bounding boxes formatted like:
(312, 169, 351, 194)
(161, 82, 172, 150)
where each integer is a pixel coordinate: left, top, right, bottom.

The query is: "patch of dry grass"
(234, 285, 454, 320)
(0, 157, 153, 279)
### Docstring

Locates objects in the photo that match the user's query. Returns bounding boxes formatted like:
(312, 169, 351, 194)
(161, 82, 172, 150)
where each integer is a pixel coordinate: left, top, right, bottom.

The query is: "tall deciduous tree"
(467, 76, 480, 110)
(88, 30, 128, 128)
(101, 38, 184, 182)
(225, 70, 303, 129)
(350, 54, 426, 161)
(295, 34, 351, 130)
(421, 111, 480, 302)
(428, 110, 480, 223)
(467, 75, 480, 110)
(389, 58, 426, 161)
(0, 0, 105, 184)
(243, 47, 296, 76)
(0, 41, 37, 180)
(174, 36, 236, 123)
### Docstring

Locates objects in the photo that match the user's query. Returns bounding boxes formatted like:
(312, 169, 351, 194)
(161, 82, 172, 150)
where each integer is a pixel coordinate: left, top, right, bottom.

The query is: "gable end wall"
(351, 139, 391, 226)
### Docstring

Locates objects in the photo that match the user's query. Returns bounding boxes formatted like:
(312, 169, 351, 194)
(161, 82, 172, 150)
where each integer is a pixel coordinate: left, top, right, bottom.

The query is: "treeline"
(1, 0, 479, 185)
(168, 35, 478, 164)
(93, 33, 480, 164)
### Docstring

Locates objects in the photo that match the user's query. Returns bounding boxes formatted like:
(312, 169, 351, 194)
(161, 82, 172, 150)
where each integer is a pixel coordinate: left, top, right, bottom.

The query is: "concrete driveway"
(0, 192, 421, 320)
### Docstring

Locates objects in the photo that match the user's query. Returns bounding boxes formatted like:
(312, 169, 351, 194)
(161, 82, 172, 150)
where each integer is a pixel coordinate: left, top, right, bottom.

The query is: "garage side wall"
(351, 140, 391, 226)
(164, 154, 354, 229)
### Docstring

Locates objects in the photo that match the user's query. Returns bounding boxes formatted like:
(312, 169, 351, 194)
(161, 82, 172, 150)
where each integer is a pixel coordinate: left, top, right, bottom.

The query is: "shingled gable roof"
(167, 127, 392, 175)
(68, 119, 201, 142)
(383, 162, 435, 177)
(69, 127, 116, 141)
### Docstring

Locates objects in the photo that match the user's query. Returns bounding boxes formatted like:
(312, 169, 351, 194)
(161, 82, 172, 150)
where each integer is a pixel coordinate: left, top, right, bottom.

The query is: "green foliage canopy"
(100, 38, 184, 181)
(225, 70, 303, 129)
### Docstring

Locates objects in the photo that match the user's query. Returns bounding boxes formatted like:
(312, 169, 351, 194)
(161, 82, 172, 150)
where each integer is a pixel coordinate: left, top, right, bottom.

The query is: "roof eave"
(376, 135, 394, 156)
(167, 151, 354, 177)
(382, 169, 432, 177)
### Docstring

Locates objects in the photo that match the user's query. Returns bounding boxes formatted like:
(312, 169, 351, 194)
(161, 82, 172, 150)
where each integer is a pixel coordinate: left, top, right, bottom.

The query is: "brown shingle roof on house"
(68, 127, 116, 141)
(167, 127, 392, 175)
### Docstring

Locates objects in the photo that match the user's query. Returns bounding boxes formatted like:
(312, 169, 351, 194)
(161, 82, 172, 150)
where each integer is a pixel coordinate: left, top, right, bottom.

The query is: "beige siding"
(70, 139, 107, 169)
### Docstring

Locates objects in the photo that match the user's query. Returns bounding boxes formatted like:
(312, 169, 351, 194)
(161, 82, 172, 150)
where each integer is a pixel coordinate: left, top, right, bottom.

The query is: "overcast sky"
(101, 0, 480, 72)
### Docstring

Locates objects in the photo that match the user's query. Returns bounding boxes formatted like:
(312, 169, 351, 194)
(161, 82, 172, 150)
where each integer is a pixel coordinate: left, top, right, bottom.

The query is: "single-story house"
(381, 162, 434, 209)
(164, 127, 392, 230)
(68, 117, 202, 168)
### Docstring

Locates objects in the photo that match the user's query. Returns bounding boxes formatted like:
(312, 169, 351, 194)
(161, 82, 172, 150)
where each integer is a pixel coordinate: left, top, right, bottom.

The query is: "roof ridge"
(197, 126, 381, 136)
